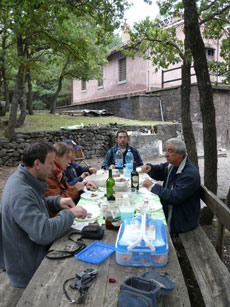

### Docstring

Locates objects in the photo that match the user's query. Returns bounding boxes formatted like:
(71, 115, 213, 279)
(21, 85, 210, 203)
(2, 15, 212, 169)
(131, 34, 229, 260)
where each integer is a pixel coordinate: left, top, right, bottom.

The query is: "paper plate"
(74, 202, 102, 223)
(81, 191, 104, 200)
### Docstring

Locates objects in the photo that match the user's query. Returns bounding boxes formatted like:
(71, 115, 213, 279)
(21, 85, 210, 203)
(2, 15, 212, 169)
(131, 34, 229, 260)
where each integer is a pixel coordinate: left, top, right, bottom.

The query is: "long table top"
(16, 186, 190, 307)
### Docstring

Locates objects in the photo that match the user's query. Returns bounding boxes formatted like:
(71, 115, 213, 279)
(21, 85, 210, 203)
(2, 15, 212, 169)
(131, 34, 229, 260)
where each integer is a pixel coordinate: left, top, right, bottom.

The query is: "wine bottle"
(131, 161, 139, 190)
(106, 169, 115, 201)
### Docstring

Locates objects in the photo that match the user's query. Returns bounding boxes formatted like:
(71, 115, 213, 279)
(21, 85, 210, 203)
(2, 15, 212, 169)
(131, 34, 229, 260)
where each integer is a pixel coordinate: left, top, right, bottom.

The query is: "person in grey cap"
(64, 139, 97, 185)
(142, 138, 200, 234)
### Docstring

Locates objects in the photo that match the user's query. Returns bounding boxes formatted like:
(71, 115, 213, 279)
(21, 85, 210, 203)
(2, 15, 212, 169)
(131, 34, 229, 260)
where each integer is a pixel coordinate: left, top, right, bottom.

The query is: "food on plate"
(115, 178, 126, 182)
(118, 253, 132, 262)
(91, 193, 98, 197)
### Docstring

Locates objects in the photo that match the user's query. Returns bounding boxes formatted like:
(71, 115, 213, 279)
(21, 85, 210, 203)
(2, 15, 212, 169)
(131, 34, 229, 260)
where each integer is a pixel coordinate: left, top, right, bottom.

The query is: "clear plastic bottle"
(142, 200, 151, 216)
(115, 149, 123, 169)
(125, 149, 134, 178)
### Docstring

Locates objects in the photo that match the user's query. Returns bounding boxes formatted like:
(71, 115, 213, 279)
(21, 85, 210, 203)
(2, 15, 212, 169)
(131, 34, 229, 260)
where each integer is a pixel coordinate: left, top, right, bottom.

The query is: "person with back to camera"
(141, 138, 200, 234)
(0, 141, 87, 288)
(101, 130, 143, 170)
(64, 139, 97, 185)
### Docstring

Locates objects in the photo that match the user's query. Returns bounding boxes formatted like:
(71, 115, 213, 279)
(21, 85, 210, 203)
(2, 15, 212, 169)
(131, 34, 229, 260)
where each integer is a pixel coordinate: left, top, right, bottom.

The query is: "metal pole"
(159, 98, 164, 121)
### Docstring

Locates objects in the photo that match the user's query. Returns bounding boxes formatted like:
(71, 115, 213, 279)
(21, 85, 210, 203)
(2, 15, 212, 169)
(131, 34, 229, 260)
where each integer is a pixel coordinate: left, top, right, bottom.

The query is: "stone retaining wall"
(0, 124, 182, 167)
(57, 84, 230, 150)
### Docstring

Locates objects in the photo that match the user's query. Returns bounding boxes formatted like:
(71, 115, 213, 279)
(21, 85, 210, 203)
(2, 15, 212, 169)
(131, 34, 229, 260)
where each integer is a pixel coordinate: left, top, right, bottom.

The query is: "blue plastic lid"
(75, 241, 115, 264)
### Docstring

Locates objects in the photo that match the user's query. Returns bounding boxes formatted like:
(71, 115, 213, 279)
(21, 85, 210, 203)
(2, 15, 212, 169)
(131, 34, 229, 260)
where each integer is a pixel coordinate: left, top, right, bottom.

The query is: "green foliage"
(124, 16, 184, 71)
(0, 0, 129, 108)
(124, 0, 230, 85)
(32, 100, 46, 110)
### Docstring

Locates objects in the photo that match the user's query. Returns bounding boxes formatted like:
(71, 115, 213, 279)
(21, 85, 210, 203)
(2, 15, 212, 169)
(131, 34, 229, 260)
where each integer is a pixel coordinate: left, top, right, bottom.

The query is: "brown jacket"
(44, 161, 80, 202)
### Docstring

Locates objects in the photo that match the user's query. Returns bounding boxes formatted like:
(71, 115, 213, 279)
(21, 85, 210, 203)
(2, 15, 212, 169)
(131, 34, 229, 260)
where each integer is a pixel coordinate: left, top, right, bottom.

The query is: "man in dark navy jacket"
(142, 138, 200, 234)
(102, 130, 143, 170)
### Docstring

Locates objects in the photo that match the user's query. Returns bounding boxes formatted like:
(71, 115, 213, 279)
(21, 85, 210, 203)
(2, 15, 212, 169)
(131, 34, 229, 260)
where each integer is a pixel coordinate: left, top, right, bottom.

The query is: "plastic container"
(125, 149, 134, 178)
(75, 241, 115, 264)
(115, 215, 168, 267)
(115, 149, 123, 169)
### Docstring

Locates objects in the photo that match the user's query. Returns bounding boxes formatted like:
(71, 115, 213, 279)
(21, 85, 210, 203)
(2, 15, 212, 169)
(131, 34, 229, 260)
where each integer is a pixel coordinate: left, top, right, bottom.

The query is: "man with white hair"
(142, 138, 200, 234)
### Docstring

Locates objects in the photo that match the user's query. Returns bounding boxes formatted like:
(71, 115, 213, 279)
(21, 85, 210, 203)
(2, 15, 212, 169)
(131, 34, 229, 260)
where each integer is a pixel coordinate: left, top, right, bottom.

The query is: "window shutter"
(118, 58, 126, 82)
(81, 81, 86, 91)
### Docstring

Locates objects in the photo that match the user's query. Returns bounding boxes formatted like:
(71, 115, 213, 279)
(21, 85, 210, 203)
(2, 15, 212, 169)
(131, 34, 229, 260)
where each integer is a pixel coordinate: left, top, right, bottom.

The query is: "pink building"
(71, 19, 225, 105)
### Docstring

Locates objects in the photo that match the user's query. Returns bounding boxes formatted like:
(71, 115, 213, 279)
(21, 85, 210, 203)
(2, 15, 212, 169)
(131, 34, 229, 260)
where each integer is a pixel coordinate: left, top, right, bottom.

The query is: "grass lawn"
(0, 113, 169, 135)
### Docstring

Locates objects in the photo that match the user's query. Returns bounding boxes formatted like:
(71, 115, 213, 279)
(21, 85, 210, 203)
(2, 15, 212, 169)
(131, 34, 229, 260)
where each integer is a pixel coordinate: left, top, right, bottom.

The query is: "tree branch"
(200, 4, 230, 25)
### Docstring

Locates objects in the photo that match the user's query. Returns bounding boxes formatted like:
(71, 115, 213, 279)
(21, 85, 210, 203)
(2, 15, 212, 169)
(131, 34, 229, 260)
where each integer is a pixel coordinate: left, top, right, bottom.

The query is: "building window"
(98, 68, 104, 88)
(206, 48, 215, 60)
(81, 81, 86, 92)
(118, 58, 126, 83)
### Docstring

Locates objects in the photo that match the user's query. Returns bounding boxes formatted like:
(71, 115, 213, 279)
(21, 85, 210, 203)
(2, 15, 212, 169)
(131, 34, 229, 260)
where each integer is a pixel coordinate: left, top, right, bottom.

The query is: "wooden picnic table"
(16, 177, 190, 306)
(16, 226, 190, 306)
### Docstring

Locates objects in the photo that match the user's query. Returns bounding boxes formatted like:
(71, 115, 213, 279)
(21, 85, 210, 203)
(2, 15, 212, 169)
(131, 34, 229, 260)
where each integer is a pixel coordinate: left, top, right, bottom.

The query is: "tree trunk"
(183, 0, 217, 224)
(16, 84, 27, 128)
(26, 69, 34, 115)
(2, 68, 10, 115)
(7, 64, 25, 139)
(0, 33, 10, 116)
(50, 75, 63, 114)
(50, 57, 70, 114)
(7, 36, 26, 139)
(181, 33, 199, 168)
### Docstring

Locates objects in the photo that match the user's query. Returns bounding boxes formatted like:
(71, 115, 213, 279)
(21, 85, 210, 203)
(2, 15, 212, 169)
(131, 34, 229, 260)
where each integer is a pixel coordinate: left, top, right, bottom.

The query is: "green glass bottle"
(106, 169, 115, 201)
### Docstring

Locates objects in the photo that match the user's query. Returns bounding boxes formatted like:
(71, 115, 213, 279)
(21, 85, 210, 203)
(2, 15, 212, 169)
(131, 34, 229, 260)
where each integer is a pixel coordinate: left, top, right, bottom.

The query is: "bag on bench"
(118, 276, 160, 307)
(118, 271, 175, 307)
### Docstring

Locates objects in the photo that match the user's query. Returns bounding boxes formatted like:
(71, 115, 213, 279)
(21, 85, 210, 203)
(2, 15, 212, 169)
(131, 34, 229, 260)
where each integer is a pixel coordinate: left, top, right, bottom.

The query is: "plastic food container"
(75, 241, 115, 264)
(115, 215, 168, 267)
(115, 178, 128, 192)
(84, 174, 107, 187)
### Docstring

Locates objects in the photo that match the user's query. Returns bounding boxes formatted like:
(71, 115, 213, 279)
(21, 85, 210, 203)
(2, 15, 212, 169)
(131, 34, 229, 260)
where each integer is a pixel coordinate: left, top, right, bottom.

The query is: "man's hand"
(141, 164, 151, 173)
(89, 167, 97, 174)
(109, 164, 115, 169)
(86, 181, 97, 190)
(80, 172, 90, 179)
(70, 206, 87, 219)
(59, 197, 75, 209)
(142, 178, 154, 189)
(75, 182, 85, 191)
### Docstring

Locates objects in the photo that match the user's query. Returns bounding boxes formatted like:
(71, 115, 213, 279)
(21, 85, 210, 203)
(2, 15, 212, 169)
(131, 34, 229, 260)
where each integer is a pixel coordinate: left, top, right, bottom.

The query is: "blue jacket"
(64, 162, 91, 185)
(102, 144, 143, 170)
(0, 165, 74, 288)
(148, 157, 200, 233)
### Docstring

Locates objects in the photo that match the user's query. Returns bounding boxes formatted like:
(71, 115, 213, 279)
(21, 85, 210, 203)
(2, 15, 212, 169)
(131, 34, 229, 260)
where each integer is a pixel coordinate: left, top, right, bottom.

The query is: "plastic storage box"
(115, 214, 168, 267)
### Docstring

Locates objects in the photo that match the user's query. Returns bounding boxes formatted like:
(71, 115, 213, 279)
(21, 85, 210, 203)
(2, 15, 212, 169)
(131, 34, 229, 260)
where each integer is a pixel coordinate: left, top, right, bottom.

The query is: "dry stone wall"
(0, 123, 182, 167)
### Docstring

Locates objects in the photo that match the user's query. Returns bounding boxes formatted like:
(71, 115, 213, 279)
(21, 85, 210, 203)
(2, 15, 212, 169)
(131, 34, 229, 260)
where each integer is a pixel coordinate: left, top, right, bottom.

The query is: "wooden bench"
(178, 185, 230, 307)
(0, 270, 24, 307)
(0, 209, 25, 307)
